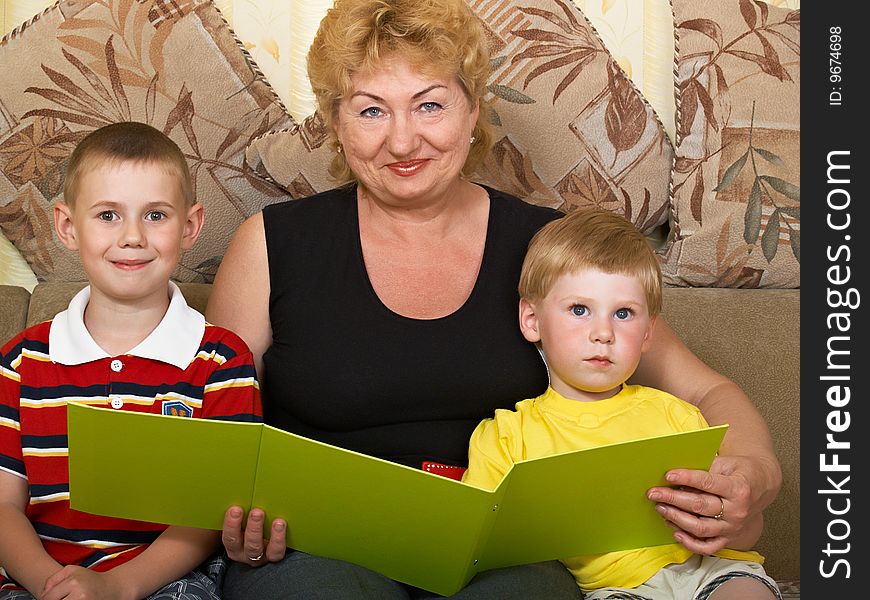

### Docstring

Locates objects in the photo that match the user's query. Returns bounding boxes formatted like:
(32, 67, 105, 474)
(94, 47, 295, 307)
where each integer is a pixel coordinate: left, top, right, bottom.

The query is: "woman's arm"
(630, 317, 782, 553)
(206, 213, 288, 565)
(206, 213, 272, 379)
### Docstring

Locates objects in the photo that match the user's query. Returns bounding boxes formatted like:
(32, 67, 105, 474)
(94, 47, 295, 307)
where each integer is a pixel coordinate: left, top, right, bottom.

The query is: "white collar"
(49, 281, 206, 369)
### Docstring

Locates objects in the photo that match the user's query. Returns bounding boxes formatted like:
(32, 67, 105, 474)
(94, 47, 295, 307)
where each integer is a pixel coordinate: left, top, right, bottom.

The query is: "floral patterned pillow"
(0, 0, 294, 283)
(661, 0, 800, 288)
(245, 0, 673, 234)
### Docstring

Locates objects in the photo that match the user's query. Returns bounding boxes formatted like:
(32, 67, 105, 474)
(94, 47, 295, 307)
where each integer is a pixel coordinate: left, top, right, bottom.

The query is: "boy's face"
(519, 268, 655, 401)
(54, 160, 202, 306)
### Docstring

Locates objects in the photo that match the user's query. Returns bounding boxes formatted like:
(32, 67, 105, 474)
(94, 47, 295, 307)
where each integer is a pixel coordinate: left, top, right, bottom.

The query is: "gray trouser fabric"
(222, 551, 583, 599)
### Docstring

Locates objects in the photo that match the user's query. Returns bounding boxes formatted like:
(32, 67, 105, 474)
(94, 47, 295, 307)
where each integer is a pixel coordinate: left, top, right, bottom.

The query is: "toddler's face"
(520, 268, 655, 401)
(56, 160, 200, 306)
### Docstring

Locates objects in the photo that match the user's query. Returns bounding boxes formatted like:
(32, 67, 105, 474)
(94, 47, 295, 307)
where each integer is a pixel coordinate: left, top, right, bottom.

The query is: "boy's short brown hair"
(519, 208, 663, 317)
(63, 122, 193, 208)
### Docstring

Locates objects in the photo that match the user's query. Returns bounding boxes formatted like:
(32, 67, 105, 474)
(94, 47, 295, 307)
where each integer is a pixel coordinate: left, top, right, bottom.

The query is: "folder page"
(251, 425, 503, 596)
(67, 402, 263, 530)
(476, 425, 728, 571)
(67, 404, 726, 595)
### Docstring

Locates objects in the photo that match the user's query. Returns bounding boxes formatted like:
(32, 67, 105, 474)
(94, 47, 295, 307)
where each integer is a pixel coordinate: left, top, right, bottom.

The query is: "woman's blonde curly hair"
(307, 0, 492, 184)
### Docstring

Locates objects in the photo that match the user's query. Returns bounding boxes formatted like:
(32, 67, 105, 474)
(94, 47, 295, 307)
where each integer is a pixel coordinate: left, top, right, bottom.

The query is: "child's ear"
(54, 202, 78, 251)
(181, 203, 205, 250)
(518, 298, 542, 343)
(641, 315, 657, 353)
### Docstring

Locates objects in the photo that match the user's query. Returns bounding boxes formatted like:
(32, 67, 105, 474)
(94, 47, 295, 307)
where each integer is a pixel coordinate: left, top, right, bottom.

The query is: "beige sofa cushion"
(662, 287, 799, 582)
(0, 0, 294, 284)
(0, 284, 30, 345)
(20, 281, 212, 329)
(661, 0, 800, 288)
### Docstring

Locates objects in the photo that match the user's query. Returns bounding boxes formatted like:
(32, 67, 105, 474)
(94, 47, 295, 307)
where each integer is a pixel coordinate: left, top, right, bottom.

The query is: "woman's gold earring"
(337, 144, 343, 154)
(470, 136, 476, 145)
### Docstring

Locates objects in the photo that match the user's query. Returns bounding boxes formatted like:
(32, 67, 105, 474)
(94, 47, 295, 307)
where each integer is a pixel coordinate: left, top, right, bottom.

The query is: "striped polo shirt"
(0, 283, 261, 589)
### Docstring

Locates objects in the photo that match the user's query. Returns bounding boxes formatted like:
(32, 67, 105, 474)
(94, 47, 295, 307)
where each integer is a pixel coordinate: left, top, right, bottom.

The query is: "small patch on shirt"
(162, 400, 193, 417)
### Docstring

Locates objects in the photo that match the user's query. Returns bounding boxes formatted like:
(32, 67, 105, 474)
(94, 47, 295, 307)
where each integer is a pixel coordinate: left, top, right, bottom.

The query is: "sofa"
(0, 0, 799, 595)
(0, 282, 800, 595)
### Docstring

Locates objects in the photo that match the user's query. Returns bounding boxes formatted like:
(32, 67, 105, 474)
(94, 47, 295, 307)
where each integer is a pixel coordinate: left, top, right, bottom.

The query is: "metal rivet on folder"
(492, 504, 498, 511)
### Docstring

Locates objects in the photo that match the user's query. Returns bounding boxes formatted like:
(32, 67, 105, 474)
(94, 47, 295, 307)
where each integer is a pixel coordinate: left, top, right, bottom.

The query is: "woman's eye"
(570, 305, 587, 317)
(615, 308, 631, 320)
(361, 106, 383, 118)
(420, 102, 442, 112)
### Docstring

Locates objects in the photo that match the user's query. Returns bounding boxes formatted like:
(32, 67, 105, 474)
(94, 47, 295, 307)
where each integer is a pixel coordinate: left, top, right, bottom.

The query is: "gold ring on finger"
(712, 497, 725, 520)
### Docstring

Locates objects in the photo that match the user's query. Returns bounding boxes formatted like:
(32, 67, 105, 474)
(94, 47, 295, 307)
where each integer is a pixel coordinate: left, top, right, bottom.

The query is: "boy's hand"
(222, 506, 287, 567)
(41, 565, 131, 600)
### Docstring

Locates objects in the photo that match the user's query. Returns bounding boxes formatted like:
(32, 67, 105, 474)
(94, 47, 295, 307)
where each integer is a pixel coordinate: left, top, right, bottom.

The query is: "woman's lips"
(386, 159, 428, 176)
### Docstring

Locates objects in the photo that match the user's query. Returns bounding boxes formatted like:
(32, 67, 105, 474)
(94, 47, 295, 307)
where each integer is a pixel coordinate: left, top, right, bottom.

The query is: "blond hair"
(519, 209, 663, 317)
(307, 0, 492, 183)
(63, 121, 194, 208)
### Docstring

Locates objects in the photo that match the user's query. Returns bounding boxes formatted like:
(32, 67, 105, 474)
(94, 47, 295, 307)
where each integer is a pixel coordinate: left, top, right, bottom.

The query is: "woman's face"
(334, 56, 479, 206)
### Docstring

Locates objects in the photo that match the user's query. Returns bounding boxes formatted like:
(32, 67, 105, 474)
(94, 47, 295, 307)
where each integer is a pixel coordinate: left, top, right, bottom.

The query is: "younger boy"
(0, 122, 262, 600)
(462, 209, 780, 599)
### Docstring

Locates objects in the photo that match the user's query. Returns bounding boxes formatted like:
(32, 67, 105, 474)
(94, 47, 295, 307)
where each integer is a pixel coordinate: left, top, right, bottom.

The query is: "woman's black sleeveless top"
(261, 184, 559, 468)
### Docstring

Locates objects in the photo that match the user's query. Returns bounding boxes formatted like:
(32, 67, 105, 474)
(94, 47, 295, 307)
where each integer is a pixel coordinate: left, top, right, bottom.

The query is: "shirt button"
(110, 359, 123, 372)
(110, 396, 124, 409)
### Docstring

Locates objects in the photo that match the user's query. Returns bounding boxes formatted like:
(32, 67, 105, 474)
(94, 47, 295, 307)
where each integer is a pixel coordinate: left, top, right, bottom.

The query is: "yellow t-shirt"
(461, 385, 763, 593)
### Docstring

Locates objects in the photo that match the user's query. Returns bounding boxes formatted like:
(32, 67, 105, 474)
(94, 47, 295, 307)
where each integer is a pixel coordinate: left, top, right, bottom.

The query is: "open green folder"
(67, 403, 727, 596)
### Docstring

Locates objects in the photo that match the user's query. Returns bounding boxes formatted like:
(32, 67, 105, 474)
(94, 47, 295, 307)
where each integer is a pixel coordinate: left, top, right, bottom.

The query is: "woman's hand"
(647, 453, 779, 555)
(222, 506, 288, 567)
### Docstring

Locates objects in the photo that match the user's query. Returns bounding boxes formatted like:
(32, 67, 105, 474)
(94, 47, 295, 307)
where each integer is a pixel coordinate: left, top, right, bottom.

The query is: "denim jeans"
(0, 553, 225, 600)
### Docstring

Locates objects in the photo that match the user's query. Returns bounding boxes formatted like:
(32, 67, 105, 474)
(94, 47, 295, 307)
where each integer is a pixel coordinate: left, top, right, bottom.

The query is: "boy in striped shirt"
(0, 122, 262, 599)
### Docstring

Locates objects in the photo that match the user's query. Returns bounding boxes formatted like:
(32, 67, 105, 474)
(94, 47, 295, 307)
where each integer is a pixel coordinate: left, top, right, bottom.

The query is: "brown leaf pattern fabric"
(245, 0, 673, 234)
(0, 0, 295, 283)
(662, 0, 800, 288)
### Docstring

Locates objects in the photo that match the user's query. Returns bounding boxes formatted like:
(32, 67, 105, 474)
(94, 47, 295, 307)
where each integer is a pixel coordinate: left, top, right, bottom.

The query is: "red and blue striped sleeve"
(0, 332, 26, 480)
(200, 326, 262, 423)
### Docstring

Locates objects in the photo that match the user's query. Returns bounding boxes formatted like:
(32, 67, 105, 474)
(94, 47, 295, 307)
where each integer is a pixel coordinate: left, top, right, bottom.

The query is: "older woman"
(206, 0, 782, 598)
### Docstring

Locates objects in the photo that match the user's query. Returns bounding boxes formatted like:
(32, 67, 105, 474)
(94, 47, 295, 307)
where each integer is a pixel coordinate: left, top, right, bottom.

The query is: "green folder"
(67, 403, 727, 596)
